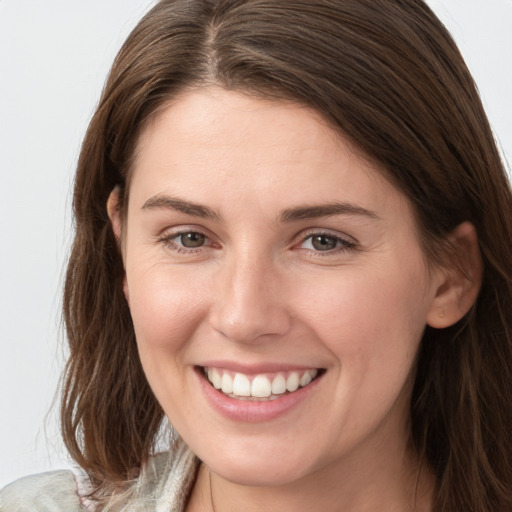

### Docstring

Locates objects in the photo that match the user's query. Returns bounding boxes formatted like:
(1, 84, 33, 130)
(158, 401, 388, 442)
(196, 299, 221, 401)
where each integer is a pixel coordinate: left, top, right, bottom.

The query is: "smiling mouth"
(201, 366, 324, 401)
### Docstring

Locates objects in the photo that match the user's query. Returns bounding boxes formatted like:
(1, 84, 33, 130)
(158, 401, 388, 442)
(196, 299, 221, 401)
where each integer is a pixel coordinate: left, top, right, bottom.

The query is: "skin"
(109, 87, 481, 512)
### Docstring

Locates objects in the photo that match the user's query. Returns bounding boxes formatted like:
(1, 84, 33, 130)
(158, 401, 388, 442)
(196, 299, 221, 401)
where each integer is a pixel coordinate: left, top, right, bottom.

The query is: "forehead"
(129, 87, 410, 221)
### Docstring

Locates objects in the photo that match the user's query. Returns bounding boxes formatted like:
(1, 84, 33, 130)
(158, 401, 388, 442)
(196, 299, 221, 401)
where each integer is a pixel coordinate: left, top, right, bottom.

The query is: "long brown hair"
(62, 0, 512, 509)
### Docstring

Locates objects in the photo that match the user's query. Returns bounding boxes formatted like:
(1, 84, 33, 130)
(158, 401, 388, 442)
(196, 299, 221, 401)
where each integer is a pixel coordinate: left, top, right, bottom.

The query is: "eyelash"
(157, 229, 357, 256)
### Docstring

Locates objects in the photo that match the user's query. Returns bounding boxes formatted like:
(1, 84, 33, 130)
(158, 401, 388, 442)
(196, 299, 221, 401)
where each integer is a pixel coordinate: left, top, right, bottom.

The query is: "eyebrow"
(141, 195, 220, 220)
(280, 202, 380, 222)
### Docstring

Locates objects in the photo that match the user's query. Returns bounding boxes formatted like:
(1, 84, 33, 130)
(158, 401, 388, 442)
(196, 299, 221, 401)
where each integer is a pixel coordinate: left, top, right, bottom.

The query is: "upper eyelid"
(156, 226, 209, 242)
(296, 227, 357, 244)
(157, 224, 213, 239)
(161, 229, 212, 242)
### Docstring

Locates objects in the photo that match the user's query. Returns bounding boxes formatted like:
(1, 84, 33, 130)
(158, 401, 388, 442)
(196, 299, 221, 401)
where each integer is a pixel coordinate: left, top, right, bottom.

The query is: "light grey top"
(0, 439, 199, 511)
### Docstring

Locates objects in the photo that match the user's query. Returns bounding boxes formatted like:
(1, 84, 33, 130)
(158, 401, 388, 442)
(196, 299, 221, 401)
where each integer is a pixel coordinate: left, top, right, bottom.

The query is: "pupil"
(181, 232, 205, 248)
(312, 235, 336, 251)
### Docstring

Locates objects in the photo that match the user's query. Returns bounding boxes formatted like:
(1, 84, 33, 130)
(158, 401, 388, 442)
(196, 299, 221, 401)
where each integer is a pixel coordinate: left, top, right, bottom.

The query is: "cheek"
(301, 269, 428, 343)
(126, 264, 209, 356)
(124, 264, 212, 413)
(296, 260, 431, 402)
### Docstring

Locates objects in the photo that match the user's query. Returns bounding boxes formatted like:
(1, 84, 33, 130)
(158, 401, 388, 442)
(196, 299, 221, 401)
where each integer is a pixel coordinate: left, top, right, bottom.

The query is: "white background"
(1, 0, 511, 488)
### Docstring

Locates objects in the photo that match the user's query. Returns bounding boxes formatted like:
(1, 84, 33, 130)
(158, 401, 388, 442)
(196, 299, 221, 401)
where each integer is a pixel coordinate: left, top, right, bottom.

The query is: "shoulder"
(103, 439, 199, 511)
(0, 469, 85, 511)
(0, 440, 199, 512)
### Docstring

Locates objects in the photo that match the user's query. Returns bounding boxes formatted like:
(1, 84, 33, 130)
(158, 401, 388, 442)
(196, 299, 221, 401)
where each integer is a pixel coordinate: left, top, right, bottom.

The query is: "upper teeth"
(205, 368, 318, 398)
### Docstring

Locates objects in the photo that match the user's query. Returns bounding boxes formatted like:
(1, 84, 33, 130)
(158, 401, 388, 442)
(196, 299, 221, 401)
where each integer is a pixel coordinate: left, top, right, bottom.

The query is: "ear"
(107, 185, 122, 240)
(106, 186, 130, 304)
(426, 222, 482, 329)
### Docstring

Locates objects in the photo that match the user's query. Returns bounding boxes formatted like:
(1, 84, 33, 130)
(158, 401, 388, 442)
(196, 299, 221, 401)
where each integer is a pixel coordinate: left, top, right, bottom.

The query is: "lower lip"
(196, 368, 323, 422)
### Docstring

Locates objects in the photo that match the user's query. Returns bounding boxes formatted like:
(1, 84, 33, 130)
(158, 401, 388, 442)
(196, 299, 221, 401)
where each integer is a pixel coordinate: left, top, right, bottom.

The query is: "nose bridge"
(210, 243, 291, 343)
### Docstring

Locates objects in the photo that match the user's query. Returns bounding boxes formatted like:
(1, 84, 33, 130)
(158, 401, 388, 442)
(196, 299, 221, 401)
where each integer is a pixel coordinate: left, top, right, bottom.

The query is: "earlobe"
(426, 222, 482, 329)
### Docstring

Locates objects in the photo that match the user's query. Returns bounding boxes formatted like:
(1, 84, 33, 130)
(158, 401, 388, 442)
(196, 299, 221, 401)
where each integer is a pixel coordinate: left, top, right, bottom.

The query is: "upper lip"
(197, 361, 324, 374)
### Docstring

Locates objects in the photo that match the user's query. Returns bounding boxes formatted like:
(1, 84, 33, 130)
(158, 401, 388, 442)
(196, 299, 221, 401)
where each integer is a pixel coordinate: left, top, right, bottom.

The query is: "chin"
(197, 437, 317, 487)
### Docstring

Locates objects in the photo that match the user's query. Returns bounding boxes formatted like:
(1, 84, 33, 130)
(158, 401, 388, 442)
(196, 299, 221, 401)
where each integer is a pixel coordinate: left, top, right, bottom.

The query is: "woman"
(2, 0, 511, 510)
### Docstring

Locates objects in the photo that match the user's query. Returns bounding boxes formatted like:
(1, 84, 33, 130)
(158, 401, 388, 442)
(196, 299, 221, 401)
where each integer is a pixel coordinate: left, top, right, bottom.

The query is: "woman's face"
(119, 87, 443, 486)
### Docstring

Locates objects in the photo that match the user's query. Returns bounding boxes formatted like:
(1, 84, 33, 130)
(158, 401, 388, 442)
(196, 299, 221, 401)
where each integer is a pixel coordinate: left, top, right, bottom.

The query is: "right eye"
(158, 229, 216, 254)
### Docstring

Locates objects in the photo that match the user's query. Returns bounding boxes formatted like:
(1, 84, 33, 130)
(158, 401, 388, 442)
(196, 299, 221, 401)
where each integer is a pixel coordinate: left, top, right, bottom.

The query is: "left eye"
(301, 233, 350, 252)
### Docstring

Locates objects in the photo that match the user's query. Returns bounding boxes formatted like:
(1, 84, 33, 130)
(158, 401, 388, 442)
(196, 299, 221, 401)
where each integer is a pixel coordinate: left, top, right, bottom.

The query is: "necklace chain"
(208, 467, 217, 512)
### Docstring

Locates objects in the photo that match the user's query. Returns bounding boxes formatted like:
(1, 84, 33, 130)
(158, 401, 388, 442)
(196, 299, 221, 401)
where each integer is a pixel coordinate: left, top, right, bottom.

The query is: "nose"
(209, 251, 292, 344)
